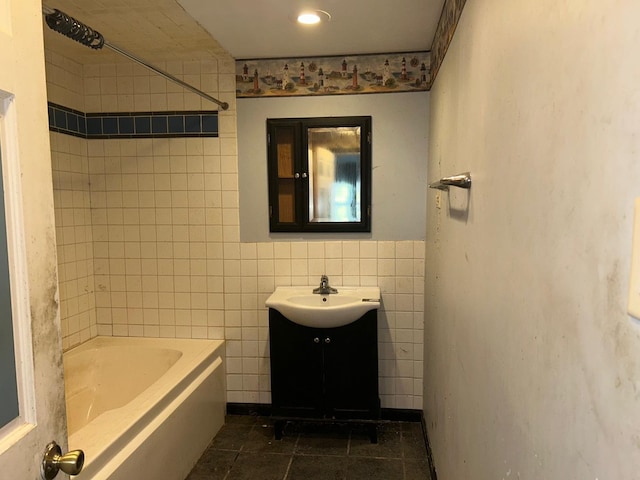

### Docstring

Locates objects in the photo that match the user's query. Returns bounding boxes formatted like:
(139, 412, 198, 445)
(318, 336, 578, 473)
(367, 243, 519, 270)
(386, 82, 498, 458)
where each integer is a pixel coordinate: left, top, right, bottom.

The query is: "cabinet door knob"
(324, 337, 331, 344)
(294, 173, 300, 179)
(301, 172, 308, 178)
(313, 337, 320, 343)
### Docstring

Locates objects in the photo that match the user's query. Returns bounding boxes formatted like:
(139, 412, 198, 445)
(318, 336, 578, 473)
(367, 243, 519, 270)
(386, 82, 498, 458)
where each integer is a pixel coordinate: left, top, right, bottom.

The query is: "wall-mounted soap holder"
(428, 172, 472, 191)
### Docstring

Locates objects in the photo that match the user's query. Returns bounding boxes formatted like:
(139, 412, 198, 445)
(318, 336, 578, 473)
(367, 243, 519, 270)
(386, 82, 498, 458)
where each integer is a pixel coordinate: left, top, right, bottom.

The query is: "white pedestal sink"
(265, 286, 381, 328)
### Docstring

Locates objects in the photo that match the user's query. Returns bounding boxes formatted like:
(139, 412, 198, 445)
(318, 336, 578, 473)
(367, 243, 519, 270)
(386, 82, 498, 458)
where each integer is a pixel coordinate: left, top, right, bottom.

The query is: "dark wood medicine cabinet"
(267, 116, 372, 233)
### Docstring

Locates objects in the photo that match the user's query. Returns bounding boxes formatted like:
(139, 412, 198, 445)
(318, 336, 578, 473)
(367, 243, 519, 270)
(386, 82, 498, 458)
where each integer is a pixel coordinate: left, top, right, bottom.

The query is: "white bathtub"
(64, 336, 225, 480)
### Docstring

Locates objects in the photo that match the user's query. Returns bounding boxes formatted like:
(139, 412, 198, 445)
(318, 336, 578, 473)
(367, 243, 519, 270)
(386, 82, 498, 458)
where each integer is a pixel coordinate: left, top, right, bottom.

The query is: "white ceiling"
(42, 0, 229, 64)
(178, 0, 445, 59)
(42, 0, 444, 63)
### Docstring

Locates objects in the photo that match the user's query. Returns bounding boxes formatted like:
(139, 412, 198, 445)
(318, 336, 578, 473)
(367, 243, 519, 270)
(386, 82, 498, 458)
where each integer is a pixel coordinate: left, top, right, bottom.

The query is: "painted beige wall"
(425, 1, 640, 478)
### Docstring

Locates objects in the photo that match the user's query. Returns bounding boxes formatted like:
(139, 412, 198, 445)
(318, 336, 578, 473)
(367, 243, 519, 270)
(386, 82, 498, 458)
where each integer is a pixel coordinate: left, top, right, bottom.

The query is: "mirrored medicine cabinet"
(267, 116, 372, 233)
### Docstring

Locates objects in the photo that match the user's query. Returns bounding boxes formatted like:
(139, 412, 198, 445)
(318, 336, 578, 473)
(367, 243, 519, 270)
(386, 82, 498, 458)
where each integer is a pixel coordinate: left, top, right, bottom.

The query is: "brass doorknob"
(41, 441, 84, 479)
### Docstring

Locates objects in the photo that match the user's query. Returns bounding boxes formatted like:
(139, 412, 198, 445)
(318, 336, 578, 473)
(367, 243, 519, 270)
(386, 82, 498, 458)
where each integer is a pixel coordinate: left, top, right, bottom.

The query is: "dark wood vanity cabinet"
(268, 308, 380, 440)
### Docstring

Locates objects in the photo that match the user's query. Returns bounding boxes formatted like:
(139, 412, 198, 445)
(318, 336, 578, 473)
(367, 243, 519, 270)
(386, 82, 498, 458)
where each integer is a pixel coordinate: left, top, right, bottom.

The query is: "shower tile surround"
(51, 130, 96, 348)
(46, 50, 425, 409)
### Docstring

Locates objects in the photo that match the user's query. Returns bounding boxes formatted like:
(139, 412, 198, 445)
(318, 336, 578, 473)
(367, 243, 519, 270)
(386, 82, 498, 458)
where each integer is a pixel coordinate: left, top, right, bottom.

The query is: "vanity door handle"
(313, 337, 320, 343)
(324, 337, 331, 344)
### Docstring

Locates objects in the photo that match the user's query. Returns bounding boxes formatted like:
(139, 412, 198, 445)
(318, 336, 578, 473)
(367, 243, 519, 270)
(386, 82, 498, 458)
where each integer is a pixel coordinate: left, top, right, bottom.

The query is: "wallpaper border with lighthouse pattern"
(235, 52, 430, 99)
(428, 0, 467, 88)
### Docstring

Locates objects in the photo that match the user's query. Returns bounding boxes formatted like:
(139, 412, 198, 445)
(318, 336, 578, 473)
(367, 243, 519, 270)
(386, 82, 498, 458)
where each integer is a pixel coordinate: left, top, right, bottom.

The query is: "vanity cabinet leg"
(369, 423, 378, 444)
(274, 420, 285, 440)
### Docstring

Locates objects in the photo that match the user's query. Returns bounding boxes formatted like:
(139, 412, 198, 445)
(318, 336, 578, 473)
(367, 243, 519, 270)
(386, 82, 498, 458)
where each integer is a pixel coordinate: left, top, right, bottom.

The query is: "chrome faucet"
(313, 275, 338, 294)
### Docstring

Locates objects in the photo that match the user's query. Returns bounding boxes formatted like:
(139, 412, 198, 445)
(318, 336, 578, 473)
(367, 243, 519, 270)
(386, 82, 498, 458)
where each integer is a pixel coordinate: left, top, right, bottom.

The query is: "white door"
(0, 0, 68, 479)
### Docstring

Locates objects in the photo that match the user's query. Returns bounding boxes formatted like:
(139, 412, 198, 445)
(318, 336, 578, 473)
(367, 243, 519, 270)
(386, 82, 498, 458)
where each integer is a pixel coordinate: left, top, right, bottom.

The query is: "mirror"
(308, 126, 362, 223)
(267, 116, 371, 233)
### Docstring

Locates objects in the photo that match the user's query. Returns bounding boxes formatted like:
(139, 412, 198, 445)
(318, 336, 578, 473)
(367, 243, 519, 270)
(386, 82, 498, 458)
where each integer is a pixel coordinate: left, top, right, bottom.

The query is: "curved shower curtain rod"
(41, 6, 230, 111)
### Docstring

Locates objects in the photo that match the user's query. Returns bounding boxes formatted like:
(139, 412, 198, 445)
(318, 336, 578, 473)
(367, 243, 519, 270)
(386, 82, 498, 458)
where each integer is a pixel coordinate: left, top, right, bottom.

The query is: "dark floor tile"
(225, 452, 291, 480)
(400, 428, 428, 459)
(209, 424, 252, 451)
(186, 450, 237, 480)
(400, 422, 423, 435)
(404, 457, 432, 480)
(285, 422, 350, 455)
(187, 416, 432, 480)
(196, 447, 239, 466)
(286, 455, 347, 480)
(349, 426, 403, 459)
(225, 414, 260, 425)
(344, 422, 379, 443)
(346, 457, 404, 480)
(185, 468, 217, 480)
(256, 415, 276, 425)
(296, 431, 350, 456)
(244, 424, 297, 454)
(283, 421, 351, 435)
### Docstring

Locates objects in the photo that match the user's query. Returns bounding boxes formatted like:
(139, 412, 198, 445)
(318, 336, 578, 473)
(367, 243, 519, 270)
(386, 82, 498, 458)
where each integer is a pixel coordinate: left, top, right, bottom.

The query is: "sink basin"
(265, 286, 381, 328)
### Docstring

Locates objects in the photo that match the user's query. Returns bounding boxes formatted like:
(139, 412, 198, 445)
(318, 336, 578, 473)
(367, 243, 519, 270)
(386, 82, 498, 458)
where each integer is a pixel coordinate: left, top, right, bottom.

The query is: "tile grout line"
(221, 451, 241, 480)
(282, 433, 301, 480)
(402, 451, 407, 480)
(282, 455, 294, 480)
(229, 428, 248, 478)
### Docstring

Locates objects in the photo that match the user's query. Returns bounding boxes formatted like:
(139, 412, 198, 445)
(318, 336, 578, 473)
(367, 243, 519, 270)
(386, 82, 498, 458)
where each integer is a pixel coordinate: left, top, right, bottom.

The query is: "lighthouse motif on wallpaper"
(236, 52, 430, 97)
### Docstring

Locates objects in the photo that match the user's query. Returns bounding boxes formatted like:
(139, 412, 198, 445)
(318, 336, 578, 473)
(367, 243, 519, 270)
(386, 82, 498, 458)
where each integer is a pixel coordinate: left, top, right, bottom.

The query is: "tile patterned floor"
(186, 415, 432, 480)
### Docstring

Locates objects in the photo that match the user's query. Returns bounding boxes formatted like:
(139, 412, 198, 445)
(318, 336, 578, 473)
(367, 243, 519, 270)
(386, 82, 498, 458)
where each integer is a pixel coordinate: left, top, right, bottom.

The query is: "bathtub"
(64, 336, 225, 480)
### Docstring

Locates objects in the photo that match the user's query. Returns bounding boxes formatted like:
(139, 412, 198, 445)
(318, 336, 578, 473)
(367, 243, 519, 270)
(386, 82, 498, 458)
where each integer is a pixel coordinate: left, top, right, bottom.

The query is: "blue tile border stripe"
(48, 102, 219, 139)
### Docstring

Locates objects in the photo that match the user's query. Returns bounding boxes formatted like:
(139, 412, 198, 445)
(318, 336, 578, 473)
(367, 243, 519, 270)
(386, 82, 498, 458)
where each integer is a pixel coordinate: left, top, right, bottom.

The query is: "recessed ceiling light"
(298, 12, 321, 24)
(296, 10, 331, 25)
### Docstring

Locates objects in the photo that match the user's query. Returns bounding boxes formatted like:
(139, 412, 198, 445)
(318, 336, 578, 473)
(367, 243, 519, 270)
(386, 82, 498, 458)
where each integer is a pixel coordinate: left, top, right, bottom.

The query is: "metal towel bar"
(428, 172, 472, 191)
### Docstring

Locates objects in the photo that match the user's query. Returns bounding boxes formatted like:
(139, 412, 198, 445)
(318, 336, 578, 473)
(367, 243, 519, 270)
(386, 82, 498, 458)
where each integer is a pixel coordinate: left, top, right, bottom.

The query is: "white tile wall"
(47, 51, 96, 350)
(89, 136, 227, 342)
(45, 50, 85, 112)
(230, 239, 426, 409)
(50, 132, 97, 350)
(46, 51, 424, 409)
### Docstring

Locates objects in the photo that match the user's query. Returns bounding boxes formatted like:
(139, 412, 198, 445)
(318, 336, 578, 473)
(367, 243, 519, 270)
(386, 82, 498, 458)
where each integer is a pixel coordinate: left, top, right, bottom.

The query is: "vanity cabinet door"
(322, 310, 380, 418)
(268, 309, 379, 420)
(269, 310, 324, 417)
(267, 122, 305, 231)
